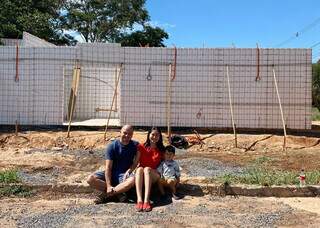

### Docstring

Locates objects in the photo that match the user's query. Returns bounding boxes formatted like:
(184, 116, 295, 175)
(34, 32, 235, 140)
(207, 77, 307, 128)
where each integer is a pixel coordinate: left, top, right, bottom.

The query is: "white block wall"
(120, 48, 312, 130)
(22, 32, 56, 47)
(0, 46, 75, 125)
(62, 43, 123, 121)
(0, 38, 312, 129)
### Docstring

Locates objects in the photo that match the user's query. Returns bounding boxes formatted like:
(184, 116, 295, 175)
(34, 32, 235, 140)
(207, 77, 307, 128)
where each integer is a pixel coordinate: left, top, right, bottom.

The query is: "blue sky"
(146, 0, 320, 61)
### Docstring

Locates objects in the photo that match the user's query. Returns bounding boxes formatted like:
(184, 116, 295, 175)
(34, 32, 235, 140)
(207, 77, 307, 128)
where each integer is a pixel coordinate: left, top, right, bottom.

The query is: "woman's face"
(149, 129, 160, 144)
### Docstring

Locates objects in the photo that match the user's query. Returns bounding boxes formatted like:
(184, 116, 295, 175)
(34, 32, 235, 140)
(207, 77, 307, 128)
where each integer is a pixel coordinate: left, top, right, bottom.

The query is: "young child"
(157, 145, 181, 200)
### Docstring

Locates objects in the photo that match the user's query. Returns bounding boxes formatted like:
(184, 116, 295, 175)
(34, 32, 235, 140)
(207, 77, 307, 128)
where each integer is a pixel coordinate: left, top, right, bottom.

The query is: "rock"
(52, 147, 63, 151)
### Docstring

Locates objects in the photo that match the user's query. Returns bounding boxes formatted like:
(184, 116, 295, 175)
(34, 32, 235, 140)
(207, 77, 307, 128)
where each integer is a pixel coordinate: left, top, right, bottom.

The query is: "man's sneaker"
(117, 193, 127, 202)
(94, 193, 109, 204)
(172, 192, 182, 200)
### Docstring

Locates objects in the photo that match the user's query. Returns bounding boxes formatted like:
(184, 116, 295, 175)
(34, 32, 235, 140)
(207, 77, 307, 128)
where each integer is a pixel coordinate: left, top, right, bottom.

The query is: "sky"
(145, 0, 320, 62)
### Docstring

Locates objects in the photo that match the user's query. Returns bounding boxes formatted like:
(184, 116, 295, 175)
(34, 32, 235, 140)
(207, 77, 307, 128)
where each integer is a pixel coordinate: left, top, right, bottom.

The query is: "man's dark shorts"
(94, 171, 135, 186)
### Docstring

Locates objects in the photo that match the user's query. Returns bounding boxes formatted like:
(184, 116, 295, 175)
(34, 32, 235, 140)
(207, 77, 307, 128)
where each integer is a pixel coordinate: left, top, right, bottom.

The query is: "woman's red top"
(137, 143, 163, 169)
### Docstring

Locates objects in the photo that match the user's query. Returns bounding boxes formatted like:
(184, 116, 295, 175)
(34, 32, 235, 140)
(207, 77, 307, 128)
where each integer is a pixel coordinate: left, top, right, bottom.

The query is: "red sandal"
(143, 202, 152, 212)
(135, 202, 143, 212)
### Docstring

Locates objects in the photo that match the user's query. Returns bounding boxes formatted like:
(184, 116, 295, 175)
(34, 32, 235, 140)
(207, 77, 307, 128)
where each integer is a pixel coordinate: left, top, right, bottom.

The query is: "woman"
(135, 127, 165, 212)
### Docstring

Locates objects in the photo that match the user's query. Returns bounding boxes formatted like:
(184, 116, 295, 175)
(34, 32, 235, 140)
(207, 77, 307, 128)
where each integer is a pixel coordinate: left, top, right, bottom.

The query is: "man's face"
(120, 126, 133, 145)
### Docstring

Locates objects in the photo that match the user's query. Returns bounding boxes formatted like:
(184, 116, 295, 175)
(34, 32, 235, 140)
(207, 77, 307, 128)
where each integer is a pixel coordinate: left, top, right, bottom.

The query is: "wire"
(275, 17, 320, 47)
(310, 41, 320, 48)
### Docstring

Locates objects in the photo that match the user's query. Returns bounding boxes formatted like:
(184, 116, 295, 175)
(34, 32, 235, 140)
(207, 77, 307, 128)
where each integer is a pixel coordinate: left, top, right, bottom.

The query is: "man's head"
(119, 125, 134, 145)
(164, 145, 175, 161)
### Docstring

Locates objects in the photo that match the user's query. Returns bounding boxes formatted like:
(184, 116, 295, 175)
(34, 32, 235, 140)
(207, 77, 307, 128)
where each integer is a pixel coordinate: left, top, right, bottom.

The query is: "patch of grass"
(0, 169, 20, 184)
(214, 156, 320, 186)
(0, 185, 33, 197)
(312, 107, 320, 121)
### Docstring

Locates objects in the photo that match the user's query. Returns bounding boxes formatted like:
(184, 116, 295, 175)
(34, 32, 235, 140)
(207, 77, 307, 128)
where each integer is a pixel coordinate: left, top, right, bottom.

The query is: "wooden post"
(272, 67, 287, 151)
(166, 64, 172, 139)
(226, 65, 237, 148)
(67, 66, 81, 138)
(104, 63, 123, 140)
(15, 120, 19, 136)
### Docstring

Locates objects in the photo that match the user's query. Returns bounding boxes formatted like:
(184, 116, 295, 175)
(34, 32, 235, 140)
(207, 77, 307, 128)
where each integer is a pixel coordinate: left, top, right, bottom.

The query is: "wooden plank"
(226, 65, 238, 148)
(104, 64, 123, 140)
(67, 66, 81, 138)
(272, 67, 287, 151)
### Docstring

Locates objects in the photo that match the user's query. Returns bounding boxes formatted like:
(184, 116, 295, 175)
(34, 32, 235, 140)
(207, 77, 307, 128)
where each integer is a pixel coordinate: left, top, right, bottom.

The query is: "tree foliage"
(116, 25, 168, 47)
(0, 0, 75, 45)
(62, 0, 149, 43)
(312, 61, 320, 110)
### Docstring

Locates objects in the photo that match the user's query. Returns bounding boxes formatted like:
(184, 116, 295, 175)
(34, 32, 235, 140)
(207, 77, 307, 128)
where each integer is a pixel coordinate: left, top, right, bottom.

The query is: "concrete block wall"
(0, 36, 312, 129)
(22, 32, 56, 47)
(63, 44, 122, 121)
(0, 46, 75, 125)
(120, 48, 312, 130)
(0, 38, 22, 46)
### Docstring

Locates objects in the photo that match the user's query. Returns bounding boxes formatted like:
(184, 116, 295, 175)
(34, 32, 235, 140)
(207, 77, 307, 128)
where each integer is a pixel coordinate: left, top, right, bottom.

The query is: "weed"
(0, 169, 20, 184)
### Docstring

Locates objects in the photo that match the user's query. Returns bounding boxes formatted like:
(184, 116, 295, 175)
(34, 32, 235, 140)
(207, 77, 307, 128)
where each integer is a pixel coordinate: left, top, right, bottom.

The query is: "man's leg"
(87, 171, 106, 192)
(113, 176, 135, 194)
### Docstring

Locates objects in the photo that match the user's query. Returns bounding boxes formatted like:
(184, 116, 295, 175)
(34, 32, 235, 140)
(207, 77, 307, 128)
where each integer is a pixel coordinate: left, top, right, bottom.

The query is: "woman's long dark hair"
(144, 127, 165, 152)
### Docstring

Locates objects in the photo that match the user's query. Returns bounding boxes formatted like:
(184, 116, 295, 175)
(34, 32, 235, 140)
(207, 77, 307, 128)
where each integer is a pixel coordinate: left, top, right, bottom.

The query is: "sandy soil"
(1, 129, 320, 172)
(1, 129, 320, 227)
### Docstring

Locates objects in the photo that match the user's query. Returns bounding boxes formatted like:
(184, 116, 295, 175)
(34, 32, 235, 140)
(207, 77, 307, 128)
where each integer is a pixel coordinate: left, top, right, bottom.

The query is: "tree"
(0, 0, 75, 45)
(312, 61, 320, 110)
(116, 25, 168, 47)
(62, 0, 149, 43)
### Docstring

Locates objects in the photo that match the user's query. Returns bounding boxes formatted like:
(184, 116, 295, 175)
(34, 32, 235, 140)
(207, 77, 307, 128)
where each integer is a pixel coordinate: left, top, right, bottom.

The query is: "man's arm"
(123, 148, 141, 180)
(105, 159, 113, 193)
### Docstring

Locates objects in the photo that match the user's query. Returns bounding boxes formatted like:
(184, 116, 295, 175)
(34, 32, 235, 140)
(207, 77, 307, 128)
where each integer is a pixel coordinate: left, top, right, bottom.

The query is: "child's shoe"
(172, 192, 182, 200)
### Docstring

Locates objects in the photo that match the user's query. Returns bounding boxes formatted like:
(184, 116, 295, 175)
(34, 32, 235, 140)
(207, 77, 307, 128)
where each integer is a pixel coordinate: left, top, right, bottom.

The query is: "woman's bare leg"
(135, 167, 144, 203)
(143, 167, 160, 203)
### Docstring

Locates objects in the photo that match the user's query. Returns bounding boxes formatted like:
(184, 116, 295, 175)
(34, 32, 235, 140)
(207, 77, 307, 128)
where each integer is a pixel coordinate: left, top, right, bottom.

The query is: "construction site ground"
(1, 128, 320, 227)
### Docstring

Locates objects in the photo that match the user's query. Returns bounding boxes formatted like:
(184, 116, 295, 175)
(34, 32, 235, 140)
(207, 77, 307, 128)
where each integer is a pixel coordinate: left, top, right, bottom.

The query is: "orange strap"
(255, 44, 260, 81)
(15, 43, 19, 82)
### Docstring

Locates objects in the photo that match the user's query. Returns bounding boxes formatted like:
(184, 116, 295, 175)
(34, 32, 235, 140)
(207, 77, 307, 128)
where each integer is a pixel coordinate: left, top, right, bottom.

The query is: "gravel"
(178, 158, 244, 177)
(18, 170, 59, 185)
(0, 194, 308, 228)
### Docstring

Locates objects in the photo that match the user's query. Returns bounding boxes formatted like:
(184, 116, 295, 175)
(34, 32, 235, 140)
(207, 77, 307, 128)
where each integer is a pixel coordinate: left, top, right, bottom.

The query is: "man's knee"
(87, 174, 97, 185)
(123, 176, 135, 188)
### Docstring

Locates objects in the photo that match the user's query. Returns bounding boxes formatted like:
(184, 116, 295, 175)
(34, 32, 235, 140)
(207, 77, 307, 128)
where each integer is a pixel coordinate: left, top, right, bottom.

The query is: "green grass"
(0, 169, 32, 197)
(0, 185, 32, 197)
(0, 169, 20, 184)
(312, 107, 320, 121)
(214, 156, 320, 186)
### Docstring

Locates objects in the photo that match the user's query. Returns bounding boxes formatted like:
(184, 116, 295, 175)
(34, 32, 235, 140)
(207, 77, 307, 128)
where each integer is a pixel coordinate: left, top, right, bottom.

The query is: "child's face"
(164, 151, 174, 161)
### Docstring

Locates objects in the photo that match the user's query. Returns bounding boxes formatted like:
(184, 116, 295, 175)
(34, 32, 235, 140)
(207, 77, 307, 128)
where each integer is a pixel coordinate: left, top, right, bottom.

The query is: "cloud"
(146, 21, 176, 29)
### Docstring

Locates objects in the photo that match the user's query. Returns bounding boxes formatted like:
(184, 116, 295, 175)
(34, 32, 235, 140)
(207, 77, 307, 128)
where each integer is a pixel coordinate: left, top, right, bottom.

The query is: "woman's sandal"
(135, 202, 144, 212)
(143, 202, 152, 212)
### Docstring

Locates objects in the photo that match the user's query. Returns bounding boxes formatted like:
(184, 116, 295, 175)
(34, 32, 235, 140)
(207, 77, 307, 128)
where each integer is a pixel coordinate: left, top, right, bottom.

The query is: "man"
(87, 125, 139, 204)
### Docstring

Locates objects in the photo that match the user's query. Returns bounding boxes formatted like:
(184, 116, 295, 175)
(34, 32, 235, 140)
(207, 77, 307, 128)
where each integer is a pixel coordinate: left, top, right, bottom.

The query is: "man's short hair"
(121, 125, 134, 132)
(165, 145, 175, 154)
